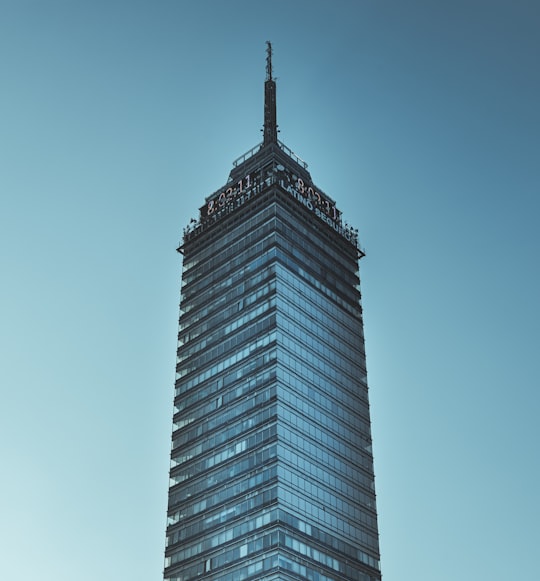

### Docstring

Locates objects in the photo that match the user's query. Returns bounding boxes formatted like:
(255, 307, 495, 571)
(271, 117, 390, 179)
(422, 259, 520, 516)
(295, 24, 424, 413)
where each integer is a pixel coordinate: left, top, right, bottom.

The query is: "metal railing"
(232, 140, 308, 170)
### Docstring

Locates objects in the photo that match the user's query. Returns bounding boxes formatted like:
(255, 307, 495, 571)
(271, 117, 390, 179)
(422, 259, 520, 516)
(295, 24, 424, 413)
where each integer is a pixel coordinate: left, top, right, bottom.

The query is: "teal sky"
(1, 1, 539, 580)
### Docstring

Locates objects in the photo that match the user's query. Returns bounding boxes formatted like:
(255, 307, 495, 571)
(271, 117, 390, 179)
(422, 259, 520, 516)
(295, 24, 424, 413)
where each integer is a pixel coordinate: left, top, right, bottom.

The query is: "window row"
(279, 485, 378, 552)
(181, 297, 276, 363)
(175, 347, 276, 399)
(181, 184, 277, 271)
(167, 465, 277, 526)
(277, 553, 343, 581)
(279, 508, 380, 572)
(277, 420, 375, 484)
(182, 216, 276, 285)
(177, 296, 276, 364)
(179, 263, 275, 328)
(164, 508, 278, 568)
(278, 348, 369, 409)
(280, 440, 375, 520)
(171, 404, 277, 465)
(278, 407, 372, 474)
(276, 444, 377, 515)
(278, 384, 371, 448)
(275, 211, 358, 281)
(179, 278, 276, 345)
(277, 365, 371, 424)
(278, 318, 364, 382)
(166, 522, 378, 581)
(276, 264, 363, 334)
(166, 551, 279, 581)
(275, 283, 363, 364)
(275, 248, 360, 317)
(180, 246, 277, 317)
(174, 364, 275, 416)
(169, 425, 277, 486)
(275, 231, 359, 304)
(167, 485, 277, 547)
(167, 445, 277, 509)
(182, 234, 276, 302)
(278, 343, 369, 407)
(276, 291, 364, 365)
(176, 326, 277, 380)
(172, 385, 276, 449)
(279, 551, 379, 581)
(277, 463, 378, 536)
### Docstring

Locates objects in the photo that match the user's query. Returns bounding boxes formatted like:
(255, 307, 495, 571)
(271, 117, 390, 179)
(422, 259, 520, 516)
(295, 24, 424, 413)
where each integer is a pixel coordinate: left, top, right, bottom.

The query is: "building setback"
(164, 44, 381, 581)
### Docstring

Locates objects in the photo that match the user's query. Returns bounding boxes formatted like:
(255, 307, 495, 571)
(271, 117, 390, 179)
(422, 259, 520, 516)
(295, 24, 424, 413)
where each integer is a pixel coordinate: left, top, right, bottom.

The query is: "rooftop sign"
(182, 162, 359, 250)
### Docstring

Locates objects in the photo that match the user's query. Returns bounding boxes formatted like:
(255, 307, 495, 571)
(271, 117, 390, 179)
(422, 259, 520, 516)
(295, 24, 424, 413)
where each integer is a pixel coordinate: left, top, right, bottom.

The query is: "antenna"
(263, 41, 278, 145)
(266, 40, 273, 81)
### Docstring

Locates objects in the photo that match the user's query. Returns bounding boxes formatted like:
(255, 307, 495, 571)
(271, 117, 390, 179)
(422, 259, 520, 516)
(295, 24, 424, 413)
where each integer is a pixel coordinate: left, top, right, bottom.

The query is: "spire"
(263, 41, 278, 145)
(266, 40, 273, 81)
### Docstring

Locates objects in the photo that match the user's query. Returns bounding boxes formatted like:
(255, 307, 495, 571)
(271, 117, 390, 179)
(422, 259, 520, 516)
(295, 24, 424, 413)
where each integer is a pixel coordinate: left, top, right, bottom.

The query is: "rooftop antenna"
(266, 40, 273, 81)
(263, 41, 278, 145)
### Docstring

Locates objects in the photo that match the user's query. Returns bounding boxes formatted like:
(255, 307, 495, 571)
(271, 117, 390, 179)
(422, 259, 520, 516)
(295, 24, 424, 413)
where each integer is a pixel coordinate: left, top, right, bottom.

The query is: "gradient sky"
(1, 1, 539, 580)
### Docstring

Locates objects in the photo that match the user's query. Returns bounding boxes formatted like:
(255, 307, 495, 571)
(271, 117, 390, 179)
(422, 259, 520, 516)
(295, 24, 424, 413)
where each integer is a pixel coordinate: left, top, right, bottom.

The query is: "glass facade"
(164, 139, 381, 580)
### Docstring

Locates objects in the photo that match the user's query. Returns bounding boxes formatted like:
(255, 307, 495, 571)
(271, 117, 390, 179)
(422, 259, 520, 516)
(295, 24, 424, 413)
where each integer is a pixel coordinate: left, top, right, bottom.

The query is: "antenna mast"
(263, 41, 278, 145)
(266, 40, 273, 81)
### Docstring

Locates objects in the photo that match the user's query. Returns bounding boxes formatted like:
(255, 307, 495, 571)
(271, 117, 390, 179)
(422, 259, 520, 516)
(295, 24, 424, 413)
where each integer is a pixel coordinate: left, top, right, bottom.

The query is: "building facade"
(164, 44, 381, 581)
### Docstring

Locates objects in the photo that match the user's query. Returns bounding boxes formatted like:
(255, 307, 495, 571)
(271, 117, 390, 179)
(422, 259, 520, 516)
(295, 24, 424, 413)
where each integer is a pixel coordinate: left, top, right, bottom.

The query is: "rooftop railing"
(232, 140, 308, 170)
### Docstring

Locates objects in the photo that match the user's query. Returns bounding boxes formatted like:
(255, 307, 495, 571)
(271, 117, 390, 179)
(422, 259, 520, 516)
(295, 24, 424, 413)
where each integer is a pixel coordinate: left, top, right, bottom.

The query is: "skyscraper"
(164, 43, 381, 581)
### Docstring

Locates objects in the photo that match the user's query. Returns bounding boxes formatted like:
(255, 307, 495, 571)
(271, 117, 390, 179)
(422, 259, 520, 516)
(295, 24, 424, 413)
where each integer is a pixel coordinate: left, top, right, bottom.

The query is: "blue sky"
(1, 1, 539, 580)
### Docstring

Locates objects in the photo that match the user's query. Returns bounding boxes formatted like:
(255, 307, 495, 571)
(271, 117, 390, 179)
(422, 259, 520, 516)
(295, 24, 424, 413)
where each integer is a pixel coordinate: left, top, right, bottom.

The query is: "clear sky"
(1, 1, 539, 580)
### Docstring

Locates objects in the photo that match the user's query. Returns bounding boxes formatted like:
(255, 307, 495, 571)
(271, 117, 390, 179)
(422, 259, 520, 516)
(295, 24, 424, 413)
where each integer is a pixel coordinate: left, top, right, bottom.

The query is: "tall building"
(164, 44, 381, 581)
